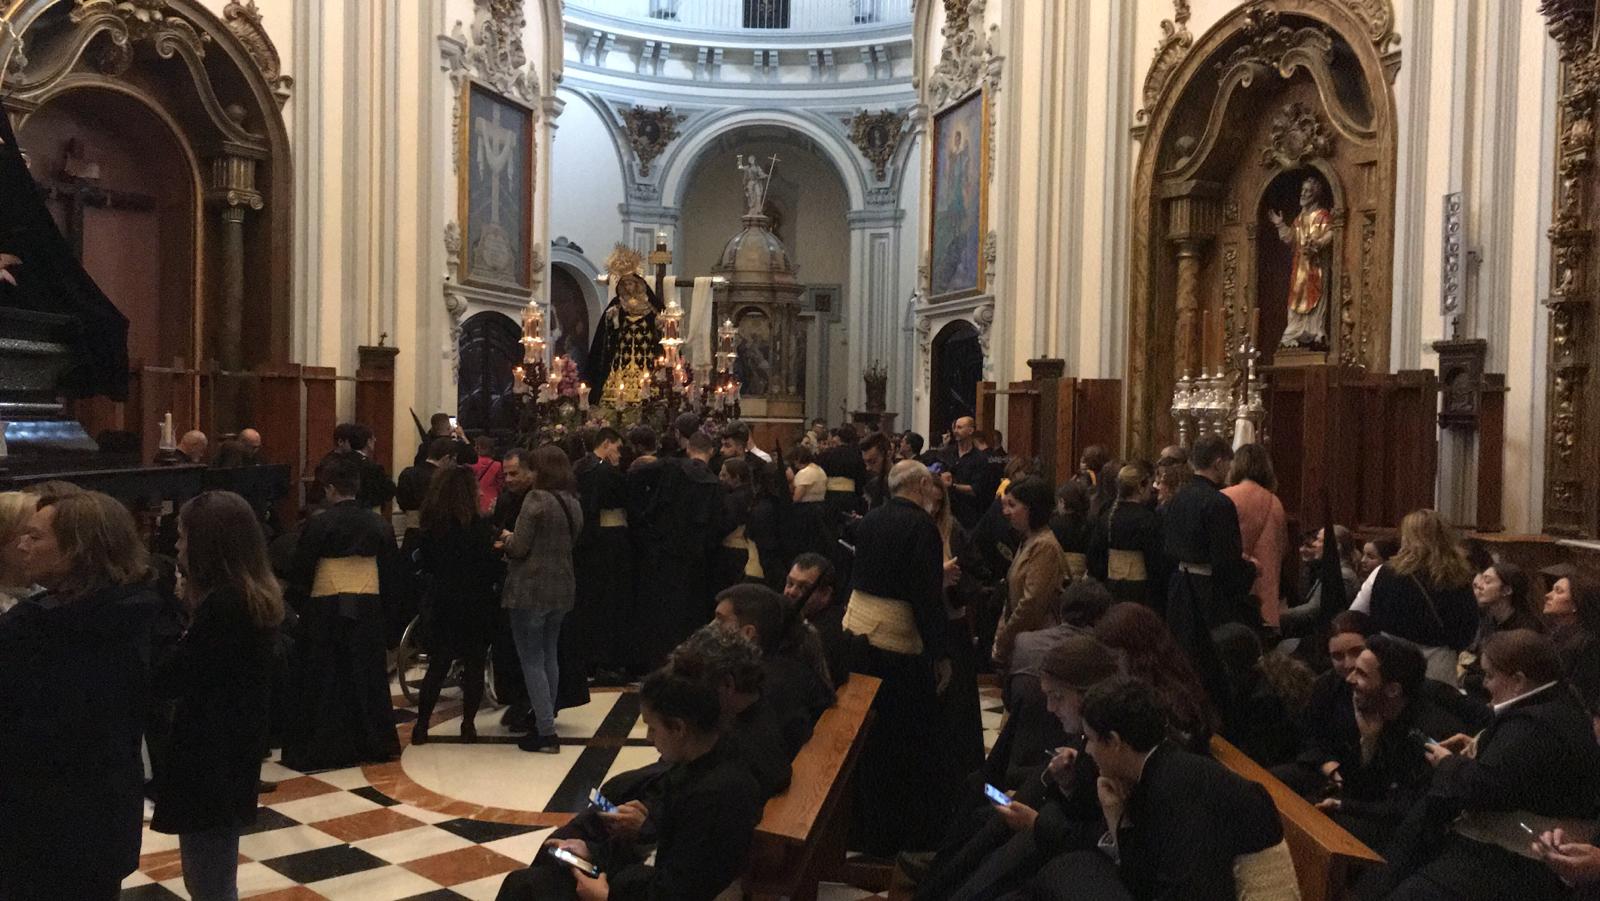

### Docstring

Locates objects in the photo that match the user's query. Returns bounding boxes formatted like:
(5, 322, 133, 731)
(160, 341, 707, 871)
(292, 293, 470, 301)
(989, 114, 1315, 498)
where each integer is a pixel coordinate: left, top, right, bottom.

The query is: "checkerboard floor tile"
(117, 677, 1001, 898)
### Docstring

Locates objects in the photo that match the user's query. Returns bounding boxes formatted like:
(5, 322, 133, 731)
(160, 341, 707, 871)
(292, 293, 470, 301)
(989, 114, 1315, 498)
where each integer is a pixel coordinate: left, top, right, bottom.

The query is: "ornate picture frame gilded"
(929, 86, 989, 302)
(458, 79, 536, 293)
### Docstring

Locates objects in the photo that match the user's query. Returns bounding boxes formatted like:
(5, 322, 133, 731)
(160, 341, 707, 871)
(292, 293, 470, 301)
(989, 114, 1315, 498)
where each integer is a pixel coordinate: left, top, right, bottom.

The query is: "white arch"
(658, 108, 869, 211)
(556, 86, 632, 199)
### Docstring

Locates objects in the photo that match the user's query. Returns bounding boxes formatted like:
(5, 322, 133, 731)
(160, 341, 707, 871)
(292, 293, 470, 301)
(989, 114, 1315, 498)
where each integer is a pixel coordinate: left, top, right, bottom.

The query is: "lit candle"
(578, 382, 589, 411)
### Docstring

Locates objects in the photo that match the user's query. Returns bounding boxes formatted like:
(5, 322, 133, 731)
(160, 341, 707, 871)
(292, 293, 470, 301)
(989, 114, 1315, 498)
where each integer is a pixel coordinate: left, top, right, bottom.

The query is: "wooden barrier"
(744, 675, 882, 901)
(1211, 736, 1383, 901)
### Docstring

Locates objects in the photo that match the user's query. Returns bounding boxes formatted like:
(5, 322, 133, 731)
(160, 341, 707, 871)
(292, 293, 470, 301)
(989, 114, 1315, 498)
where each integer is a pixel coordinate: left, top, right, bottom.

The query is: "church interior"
(5, 0, 1600, 899)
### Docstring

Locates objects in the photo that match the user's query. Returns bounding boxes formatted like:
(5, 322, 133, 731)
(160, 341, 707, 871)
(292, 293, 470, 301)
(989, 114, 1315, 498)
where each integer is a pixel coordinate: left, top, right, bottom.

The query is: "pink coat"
(1222, 479, 1287, 627)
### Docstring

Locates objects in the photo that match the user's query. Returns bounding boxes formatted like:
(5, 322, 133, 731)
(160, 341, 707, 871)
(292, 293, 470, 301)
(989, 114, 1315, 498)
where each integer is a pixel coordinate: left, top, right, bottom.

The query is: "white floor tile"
(158, 878, 192, 899)
(314, 766, 373, 790)
(235, 861, 298, 897)
(601, 746, 662, 786)
(386, 802, 457, 824)
(306, 864, 444, 900)
(452, 872, 515, 901)
(401, 742, 578, 813)
(237, 824, 344, 862)
(269, 790, 383, 824)
(552, 692, 622, 738)
(352, 825, 475, 864)
(259, 761, 303, 783)
(121, 870, 154, 888)
(139, 827, 182, 855)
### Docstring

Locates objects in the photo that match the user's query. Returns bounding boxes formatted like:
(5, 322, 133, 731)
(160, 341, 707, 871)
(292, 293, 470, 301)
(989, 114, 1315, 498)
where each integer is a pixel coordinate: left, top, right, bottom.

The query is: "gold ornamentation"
(1344, 0, 1399, 54)
(1553, 480, 1581, 511)
(1339, 274, 1358, 366)
(621, 106, 686, 177)
(1221, 242, 1239, 357)
(1261, 101, 1334, 168)
(223, 0, 291, 107)
(844, 109, 908, 182)
(1135, 0, 1193, 130)
(1541, 0, 1596, 62)
(1552, 371, 1582, 464)
(927, 0, 1000, 112)
(72, 0, 208, 75)
(1359, 214, 1376, 367)
(604, 244, 645, 286)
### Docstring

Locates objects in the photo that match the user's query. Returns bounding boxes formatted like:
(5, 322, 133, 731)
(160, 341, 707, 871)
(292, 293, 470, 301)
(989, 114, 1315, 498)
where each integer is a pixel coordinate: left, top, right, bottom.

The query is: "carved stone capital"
(206, 153, 263, 210)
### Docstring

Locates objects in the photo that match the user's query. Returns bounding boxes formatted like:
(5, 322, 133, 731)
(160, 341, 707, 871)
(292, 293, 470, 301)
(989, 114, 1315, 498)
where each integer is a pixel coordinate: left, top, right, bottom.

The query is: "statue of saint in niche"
(1268, 177, 1335, 348)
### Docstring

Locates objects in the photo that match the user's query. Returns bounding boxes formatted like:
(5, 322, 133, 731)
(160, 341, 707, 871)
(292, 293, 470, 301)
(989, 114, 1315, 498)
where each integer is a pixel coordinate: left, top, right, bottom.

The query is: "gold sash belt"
(1063, 551, 1089, 582)
(843, 589, 923, 655)
(720, 526, 764, 580)
(598, 508, 628, 528)
(826, 477, 857, 493)
(311, 556, 380, 598)
(1107, 549, 1148, 582)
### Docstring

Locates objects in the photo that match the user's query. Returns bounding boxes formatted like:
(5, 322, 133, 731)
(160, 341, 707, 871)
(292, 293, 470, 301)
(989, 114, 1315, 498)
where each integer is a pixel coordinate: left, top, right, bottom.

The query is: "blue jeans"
(507, 608, 565, 735)
(180, 825, 241, 901)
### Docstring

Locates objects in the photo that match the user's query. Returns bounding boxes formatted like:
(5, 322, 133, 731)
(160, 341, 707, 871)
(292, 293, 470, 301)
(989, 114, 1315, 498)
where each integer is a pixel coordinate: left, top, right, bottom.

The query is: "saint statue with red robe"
(1269, 177, 1335, 348)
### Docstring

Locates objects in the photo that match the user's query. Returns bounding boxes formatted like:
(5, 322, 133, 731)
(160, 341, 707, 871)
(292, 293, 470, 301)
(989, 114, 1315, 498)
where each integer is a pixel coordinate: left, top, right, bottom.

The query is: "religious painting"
(459, 80, 535, 293)
(929, 88, 988, 301)
(734, 307, 774, 396)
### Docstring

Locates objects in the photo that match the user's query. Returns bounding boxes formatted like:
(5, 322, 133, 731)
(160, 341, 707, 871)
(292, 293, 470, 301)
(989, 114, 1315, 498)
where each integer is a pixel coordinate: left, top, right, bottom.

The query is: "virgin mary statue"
(583, 245, 664, 407)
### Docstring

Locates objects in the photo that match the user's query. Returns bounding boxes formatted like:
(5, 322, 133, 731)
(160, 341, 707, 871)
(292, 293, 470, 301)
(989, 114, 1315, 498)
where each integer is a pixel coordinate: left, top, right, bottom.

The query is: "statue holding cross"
(736, 153, 779, 219)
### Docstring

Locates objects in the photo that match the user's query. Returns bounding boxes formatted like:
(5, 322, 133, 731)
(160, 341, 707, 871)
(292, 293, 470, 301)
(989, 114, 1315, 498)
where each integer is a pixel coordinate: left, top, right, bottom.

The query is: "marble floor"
(119, 681, 1007, 900)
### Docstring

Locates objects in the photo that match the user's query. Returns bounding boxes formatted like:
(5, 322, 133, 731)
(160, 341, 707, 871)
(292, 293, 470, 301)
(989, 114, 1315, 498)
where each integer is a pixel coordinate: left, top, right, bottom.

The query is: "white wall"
(549, 89, 629, 267)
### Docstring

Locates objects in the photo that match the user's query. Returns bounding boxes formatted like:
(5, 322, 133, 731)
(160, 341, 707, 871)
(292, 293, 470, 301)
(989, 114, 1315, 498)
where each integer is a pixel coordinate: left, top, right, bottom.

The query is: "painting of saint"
(460, 82, 534, 291)
(930, 90, 986, 299)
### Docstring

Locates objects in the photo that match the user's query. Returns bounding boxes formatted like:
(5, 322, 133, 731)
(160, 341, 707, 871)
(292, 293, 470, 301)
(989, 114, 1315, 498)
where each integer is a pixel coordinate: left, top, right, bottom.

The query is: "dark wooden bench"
(1211, 736, 1384, 901)
(743, 675, 882, 901)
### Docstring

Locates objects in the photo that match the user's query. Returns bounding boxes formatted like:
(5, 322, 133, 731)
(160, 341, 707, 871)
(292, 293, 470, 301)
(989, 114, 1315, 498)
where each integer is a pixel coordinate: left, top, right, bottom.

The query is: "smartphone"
(589, 789, 617, 814)
(983, 783, 1012, 807)
(928, 461, 946, 475)
(1520, 821, 1558, 855)
(1407, 728, 1440, 748)
(448, 416, 458, 430)
(546, 846, 601, 878)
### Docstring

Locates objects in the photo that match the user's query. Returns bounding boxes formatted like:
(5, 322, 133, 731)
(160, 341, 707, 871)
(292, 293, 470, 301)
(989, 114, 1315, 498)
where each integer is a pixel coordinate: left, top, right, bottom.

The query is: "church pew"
(1210, 736, 1384, 901)
(743, 674, 881, 901)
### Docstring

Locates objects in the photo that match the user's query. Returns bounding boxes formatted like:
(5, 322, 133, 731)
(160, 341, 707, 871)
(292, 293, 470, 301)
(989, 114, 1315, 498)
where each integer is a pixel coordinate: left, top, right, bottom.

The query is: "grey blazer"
(501, 489, 583, 613)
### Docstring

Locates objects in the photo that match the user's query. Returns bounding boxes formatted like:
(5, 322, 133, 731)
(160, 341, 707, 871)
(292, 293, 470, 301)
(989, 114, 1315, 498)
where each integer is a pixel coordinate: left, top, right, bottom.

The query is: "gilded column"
(1163, 183, 1222, 378)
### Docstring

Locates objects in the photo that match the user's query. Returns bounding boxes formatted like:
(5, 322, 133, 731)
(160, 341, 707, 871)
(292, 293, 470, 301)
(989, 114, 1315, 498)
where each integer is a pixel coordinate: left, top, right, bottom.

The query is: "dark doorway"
(457, 311, 522, 433)
(930, 319, 982, 442)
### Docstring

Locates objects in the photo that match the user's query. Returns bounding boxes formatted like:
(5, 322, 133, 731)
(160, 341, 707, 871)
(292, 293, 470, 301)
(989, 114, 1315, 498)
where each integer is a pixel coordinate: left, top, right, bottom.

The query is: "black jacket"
(1116, 744, 1284, 901)
(1366, 566, 1478, 651)
(606, 738, 763, 901)
(412, 436, 477, 469)
(151, 588, 277, 834)
(0, 584, 161, 890)
(320, 448, 396, 510)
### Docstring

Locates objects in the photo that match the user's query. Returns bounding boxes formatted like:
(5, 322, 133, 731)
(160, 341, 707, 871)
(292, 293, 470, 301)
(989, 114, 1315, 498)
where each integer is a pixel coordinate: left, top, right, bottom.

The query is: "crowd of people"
(3, 412, 1600, 899)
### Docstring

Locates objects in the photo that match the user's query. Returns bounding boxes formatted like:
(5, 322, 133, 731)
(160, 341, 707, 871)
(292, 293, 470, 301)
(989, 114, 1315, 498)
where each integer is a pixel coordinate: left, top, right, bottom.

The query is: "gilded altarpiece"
(1130, 0, 1424, 527)
(1539, 0, 1600, 537)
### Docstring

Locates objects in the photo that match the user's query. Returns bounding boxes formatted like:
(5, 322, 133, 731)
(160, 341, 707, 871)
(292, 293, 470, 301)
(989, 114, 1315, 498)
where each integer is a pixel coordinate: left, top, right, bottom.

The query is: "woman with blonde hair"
(152, 490, 283, 901)
(0, 491, 37, 610)
(0, 490, 160, 899)
(1353, 509, 1477, 681)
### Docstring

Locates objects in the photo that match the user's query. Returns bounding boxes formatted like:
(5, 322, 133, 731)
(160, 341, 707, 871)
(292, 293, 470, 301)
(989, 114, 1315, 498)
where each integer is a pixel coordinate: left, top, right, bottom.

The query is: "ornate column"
(207, 144, 266, 372)
(1162, 182, 1222, 378)
(1539, 0, 1600, 536)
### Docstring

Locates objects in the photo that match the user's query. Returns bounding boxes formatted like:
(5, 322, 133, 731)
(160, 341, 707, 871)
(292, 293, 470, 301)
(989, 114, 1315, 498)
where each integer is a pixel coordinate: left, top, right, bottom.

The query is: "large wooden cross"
(42, 179, 158, 260)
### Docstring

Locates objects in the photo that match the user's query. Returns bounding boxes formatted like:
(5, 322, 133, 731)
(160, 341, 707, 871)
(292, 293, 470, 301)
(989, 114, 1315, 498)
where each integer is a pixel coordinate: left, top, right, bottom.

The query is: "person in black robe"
(629, 432, 724, 672)
(845, 460, 957, 856)
(817, 428, 867, 525)
(1087, 464, 1165, 611)
(412, 413, 477, 468)
(583, 272, 663, 407)
(571, 427, 633, 684)
(318, 423, 396, 510)
(280, 455, 401, 770)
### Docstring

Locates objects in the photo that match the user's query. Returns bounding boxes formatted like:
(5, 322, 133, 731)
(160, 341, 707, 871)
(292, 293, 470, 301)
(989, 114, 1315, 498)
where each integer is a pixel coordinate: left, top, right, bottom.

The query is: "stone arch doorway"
(930, 319, 982, 441)
(457, 311, 522, 433)
(549, 262, 595, 372)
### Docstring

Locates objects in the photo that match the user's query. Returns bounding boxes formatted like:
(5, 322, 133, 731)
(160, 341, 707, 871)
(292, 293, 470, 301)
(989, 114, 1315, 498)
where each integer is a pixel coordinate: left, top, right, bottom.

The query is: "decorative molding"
(982, 230, 998, 271)
(440, 0, 541, 173)
(1260, 101, 1334, 168)
(1339, 273, 1358, 367)
(620, 105, 687, 177)
(1221, 242, 1239, 357)
(444, 221, 463, 281)
(1540, 0, 1595, 62)
(927, 0, 1003, 113)
(1134, 0, 1192, 137)
(1440, 191, 1464, 337)
(1359, 212, 1376, 367)
(973, 296, 995, 374)
(71, 0, 209, 76)
(843, 108, 907, 182)
(222, 0, 291, 107)
(1345, 0, 1400, 55)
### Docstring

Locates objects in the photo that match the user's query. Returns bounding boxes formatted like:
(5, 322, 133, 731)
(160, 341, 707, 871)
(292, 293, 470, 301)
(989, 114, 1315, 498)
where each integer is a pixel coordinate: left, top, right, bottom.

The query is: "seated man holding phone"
(496, 665, 763, 900)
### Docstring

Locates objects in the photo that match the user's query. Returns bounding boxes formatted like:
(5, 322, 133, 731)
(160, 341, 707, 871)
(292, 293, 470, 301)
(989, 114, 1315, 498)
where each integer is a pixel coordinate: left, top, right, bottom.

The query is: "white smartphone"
(983, 783, 1012, 807)
(546, 846, 601, 878)
(448, 416, 458, 429)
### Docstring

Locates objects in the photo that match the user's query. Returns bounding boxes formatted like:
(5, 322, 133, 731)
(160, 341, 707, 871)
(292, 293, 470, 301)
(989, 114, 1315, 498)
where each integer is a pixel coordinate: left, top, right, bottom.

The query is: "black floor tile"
(241, 806, 301, 835)
(351, 785, 401, 807)
(434, 817, 543, 844)
(120, 886, 184, 900)
(544, 744, 621, 814)
(398, 890, 468, 900)
(260, 843, 387, 883)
